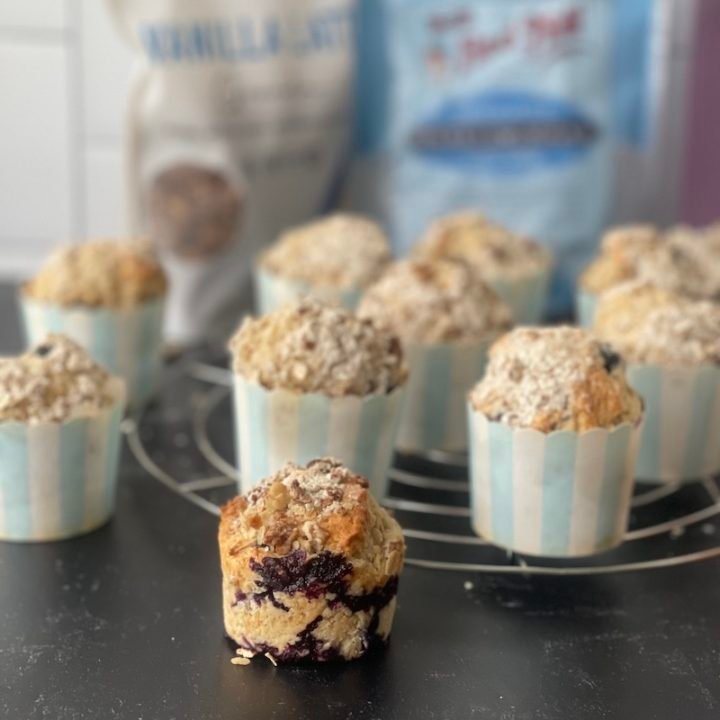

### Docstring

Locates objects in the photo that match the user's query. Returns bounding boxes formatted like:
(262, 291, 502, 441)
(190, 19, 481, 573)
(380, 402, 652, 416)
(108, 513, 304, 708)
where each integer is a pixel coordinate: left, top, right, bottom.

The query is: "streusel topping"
(24, 239, 167, 309)
(0, 335, 119, 424)
(595, 283, 720, 366)
(636, 227, 720, 301)
(220, 458, 405, 582)
(470, 326, 642, 432)
(413, 211, 551, 279)
(229, 298, 407, 396)
(580, 224, 661, 294)
(259, 213, 391, 289)
(357, 258, 512, 345)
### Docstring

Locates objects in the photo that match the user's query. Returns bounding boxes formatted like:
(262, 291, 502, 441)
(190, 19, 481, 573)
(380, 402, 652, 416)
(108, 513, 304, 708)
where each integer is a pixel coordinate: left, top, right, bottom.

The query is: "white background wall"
(0, 0, 133, 278)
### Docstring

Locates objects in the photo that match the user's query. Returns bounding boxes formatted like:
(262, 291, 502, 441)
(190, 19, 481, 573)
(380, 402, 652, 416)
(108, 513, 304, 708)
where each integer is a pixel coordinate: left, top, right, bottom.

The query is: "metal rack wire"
(125, 360, 720, 575)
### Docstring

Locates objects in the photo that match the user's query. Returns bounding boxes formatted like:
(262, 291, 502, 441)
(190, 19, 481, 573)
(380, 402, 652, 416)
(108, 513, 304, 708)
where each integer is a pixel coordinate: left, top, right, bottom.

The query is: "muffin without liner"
(219, 458, 405, 663)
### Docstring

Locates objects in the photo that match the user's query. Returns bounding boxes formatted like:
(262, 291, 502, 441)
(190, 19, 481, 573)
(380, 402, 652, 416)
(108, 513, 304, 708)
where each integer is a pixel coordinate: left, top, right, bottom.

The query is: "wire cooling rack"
(125, 357, 720, 575)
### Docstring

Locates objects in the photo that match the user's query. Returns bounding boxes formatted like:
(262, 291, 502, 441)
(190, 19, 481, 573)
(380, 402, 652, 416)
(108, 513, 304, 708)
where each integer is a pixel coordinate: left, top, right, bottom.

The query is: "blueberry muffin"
(23, 239, 167, 309)
(229, 298, 408, 493)
(470, 326, 642, 433)
(219, 458, 405, 663)
(357, 258, 511, 451)
(0, 335, 125, 541)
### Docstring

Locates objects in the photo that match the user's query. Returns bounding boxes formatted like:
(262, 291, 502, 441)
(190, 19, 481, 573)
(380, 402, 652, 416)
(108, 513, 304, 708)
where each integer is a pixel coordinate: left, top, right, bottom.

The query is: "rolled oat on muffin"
(219, 458, 405, 663)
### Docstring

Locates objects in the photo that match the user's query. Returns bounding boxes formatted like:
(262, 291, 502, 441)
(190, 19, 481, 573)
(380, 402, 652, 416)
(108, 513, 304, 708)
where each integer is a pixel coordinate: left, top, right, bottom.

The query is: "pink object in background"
(681, 0, 720, 223)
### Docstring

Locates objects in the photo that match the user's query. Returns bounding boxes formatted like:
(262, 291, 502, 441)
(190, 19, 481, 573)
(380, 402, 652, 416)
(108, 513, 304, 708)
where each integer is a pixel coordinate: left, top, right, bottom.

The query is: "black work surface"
(1, 283, 720, 720)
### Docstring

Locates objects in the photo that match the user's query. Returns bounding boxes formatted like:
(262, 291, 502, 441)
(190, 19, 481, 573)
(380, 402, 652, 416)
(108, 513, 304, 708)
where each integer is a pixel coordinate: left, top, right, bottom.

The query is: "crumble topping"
(581, 223, 720, 298)
(0, 335, 118, 424)
(23, 239, 167, 309)
(470, 326, 642, 432)
(580, 224, 662, 294)
(413, 211, 551, 279)
(357, 258, 512, 345)
(595, 283, 720, 366)
(229, 298, 407, 397)
(259, 213, 391, 289)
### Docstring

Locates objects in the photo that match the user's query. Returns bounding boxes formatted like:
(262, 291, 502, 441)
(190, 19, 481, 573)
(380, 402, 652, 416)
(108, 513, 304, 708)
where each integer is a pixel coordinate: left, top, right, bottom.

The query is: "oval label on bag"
(410, 90, 599, 175)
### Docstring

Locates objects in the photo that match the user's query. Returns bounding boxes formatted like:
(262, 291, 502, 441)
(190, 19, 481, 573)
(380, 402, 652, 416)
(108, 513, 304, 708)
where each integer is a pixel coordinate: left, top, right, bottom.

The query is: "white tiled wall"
(0, 0, 133, 277)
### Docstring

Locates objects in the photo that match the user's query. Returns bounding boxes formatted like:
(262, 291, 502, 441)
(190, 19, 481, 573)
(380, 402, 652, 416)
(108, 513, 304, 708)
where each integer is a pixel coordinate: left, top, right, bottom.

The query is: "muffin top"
(635, 227, 720, 301)
(580, 224, 661, 294)
(219, 458, 405, 593)
(594, 282, 720, 366)
(0, 335, 121, 424)
(259, 213, 391, 289)
(357, 258, 512, 345)
(229, 298, 407, 397)
(413, 211, 551, 280)
(24, 239, 167, 309)
(469, 326, 642, 432)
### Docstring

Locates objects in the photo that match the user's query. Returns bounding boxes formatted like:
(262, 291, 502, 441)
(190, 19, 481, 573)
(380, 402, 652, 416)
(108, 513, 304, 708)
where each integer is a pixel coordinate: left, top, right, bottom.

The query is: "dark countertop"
(1, 282, 719, 720)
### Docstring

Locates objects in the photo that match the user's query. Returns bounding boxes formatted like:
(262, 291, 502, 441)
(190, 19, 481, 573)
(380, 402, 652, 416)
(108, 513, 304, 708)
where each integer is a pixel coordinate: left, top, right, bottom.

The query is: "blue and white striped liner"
(488, 266, 551, 325)
(0, 380, 125, 542)
(468, 408, 642, 557)
(397, 342, 490, 453)
(575, 289, 598, 328)
(254, 266, 362, 315)
(233, 376, 405, 497)
(628, 364, 720, 482)
(21, 296, 164, 409)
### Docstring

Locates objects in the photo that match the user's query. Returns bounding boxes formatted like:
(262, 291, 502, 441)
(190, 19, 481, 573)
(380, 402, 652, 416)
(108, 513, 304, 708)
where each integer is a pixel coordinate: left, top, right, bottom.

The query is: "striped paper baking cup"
(575, 289, 598, 328)
(21, 295, 165, 409)
(254, 266, 362, 315)
(397, 341, 491, 453)
(233, 375, 405, 497)
(488, 266, 551, 325)
(0, 380, 125, 542)
(628, 364, 720, 482)
(468, 408, 643, 557)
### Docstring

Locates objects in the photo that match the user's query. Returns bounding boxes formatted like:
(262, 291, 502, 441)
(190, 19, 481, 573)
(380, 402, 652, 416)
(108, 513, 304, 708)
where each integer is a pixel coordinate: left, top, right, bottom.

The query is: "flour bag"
(111, 0, 355, 344)
(346, 0, 618, 316)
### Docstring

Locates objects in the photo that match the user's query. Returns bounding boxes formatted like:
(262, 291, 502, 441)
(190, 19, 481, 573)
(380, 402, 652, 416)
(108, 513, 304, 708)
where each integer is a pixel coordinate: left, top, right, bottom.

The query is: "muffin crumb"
(260, 213, 390, 290)
(470, 326, 642, 432)
(357, 258, 512, 345)
(0, 335, 119, 424)
(229, 298, 407, 396)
